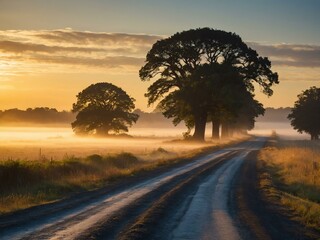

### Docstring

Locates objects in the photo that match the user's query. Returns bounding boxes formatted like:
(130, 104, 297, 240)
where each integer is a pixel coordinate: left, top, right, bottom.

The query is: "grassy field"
(258, 138, 320, 230)
(0, 136, 247, 214)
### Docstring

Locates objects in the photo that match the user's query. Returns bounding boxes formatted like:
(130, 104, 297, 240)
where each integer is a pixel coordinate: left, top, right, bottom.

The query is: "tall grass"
(258, 139, 320, 229)
(0, 153, 147, 214)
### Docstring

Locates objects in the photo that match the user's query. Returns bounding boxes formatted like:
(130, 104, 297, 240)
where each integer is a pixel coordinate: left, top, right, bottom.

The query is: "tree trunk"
(212, 119, 220, 140)
(96, 126, 110, 136)
(311, 134, 319, 140)
(228, 125, 234, 138)
(221, 123, 229, 139)
(239, 129, 247, 135)
(193, 112, 207, 141)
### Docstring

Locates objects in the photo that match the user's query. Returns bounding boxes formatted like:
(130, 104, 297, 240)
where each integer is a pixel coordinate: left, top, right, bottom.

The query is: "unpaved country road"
(0, 137, 298, 240)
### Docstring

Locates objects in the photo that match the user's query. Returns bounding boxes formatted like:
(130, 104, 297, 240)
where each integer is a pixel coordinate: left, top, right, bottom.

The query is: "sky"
(0, 0, 319, 111)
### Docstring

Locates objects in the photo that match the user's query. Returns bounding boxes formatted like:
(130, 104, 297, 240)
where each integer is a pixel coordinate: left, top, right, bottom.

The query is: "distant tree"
(71, 82, 139, 136)
(224, 93, 265, 137)
(288, 86, 320, 140)
(0, 107, 75, 124)
(140, 28, 278, 141)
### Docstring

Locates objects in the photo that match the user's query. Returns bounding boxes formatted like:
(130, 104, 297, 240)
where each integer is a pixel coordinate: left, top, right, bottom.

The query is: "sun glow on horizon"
(0, 29, 319, 111)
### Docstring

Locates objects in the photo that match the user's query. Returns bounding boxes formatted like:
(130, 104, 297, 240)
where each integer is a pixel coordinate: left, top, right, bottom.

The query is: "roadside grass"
(0, 152, 145, 214)
(258, 139, 320, 230)
(0, 136, 248, 214)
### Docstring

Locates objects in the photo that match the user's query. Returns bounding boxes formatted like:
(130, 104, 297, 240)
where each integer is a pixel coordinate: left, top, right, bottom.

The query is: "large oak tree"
(140, 28, 278, 141)
(71, 82, 138, 136)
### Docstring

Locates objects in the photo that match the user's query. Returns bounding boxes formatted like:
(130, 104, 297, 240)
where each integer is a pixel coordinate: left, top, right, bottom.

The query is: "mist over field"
(249, 107, 309, 139)
(0, 107, 309, 161)
(0, 126, 207, 161)
(248, 122, 308, 139)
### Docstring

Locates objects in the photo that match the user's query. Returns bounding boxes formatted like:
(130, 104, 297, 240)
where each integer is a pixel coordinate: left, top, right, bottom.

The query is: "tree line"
(0, 108, 74, 125)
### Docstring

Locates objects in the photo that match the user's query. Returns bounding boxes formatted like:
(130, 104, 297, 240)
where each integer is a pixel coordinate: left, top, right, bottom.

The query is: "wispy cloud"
(0, 29, 319, 77)
(26, 55, 145, 68)
(35, 30, 161, 46)
(0, 29, 161, 72)
(248, 42, 320, 68)
(0, 40, 108, 54)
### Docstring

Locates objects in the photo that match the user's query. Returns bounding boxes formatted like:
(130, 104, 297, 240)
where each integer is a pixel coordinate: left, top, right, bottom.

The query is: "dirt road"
(1, 138, 314, 240)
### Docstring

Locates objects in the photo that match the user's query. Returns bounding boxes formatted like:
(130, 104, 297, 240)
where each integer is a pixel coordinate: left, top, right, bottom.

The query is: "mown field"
(258, 138, 320, 230)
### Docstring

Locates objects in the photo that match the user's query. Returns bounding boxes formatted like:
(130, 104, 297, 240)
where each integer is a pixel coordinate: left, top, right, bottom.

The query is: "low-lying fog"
(0, 121, 308, 161)
(248, 121, 309, 140)
(0, 126, 207, 161)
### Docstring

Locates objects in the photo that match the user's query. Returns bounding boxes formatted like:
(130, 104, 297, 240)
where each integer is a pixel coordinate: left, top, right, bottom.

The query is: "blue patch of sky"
(0, 0, 319, 44)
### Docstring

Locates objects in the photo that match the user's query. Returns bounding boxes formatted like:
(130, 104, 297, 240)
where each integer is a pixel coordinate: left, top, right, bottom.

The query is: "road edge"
(234, 149, 320, 240)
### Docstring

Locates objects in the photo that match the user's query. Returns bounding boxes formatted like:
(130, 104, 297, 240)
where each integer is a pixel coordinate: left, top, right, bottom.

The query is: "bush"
(86, 154, 103, 162)
(106, 153, 140, 169)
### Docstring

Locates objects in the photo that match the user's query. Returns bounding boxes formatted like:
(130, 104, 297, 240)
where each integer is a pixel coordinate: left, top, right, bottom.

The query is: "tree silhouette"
(140, 28, 278, 141)
(203, 63, 259, 139)
(288, 86, 320, 140)
(71, 82, 139, 136)
(221, 92, 265, 138)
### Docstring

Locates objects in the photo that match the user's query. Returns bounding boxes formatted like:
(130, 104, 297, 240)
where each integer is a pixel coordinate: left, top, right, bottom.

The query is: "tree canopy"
(140, 28, 278, 141)
(71, 82, 139, 136)
(288, 86, 320, 140)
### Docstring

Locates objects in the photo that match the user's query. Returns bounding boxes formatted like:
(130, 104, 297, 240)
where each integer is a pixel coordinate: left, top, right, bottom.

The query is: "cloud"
(0, 29, 319, 74)
(273, 66, 320, 82)
(0, 29, 161, 71)
(248, 42, 320, 68)
(0, 40, 108, 54)
(27, 54, 145, 68)
(0, 29, 161, 56)
(35, 30, 161, 46)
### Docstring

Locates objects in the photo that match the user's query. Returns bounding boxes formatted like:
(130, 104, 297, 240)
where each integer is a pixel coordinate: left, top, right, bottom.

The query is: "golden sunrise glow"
(0, 29, 161, 110)
(0, 29, 319, 111)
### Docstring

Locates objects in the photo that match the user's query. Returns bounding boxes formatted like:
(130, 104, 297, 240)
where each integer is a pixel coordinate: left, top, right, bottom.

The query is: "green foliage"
(72, 82, 139, 136)
(288, 86, 320, 140)
(140, 28, 278, 140)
